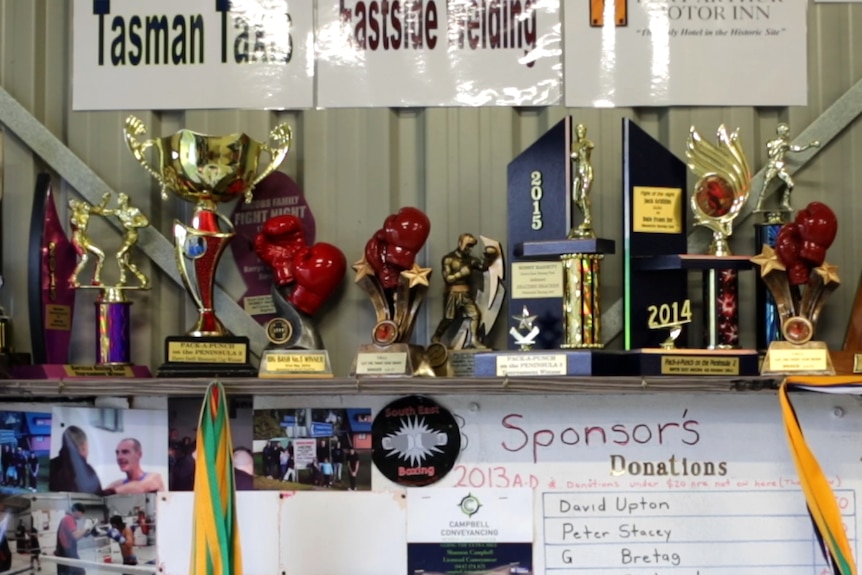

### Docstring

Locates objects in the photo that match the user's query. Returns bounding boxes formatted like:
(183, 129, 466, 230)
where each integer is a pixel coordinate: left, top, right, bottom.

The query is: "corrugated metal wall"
(1, 0, 861, 376)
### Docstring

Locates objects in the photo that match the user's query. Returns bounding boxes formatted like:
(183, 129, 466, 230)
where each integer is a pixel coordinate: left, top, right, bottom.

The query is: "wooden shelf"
(0, 375, 783, 398)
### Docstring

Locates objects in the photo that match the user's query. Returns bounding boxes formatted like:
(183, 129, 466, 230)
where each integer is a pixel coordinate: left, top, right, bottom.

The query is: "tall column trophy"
(351, 207, 441, 377)
(254, 214, 346, 378)
(430, 233, 505, 375)
(621, 120, 758, 376)
(124, 116, 292, 377)
(69, 192, 152, 376)
(752, 123, 820, 352)
(494, 123, 616, 376)
(753, 202, 838, 375)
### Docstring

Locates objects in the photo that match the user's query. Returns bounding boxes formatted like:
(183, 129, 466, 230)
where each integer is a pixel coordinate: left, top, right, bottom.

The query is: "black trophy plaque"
(506, 117, 572, 349)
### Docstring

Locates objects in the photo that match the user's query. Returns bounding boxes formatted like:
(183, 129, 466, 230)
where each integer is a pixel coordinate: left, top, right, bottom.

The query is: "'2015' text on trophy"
(124, 116, 292, 377)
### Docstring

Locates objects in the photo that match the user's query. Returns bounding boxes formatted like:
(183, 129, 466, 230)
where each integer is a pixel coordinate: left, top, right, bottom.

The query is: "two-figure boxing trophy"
(254, 215, 346, 378)
(69, 192, 152, 376)
(124, 116, 292, 377)
(351, 207, 444, 377)
(753, 202, 839, 375)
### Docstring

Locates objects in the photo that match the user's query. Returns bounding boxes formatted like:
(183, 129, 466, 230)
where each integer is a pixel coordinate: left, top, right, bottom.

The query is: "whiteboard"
(181, 392, 862, 575)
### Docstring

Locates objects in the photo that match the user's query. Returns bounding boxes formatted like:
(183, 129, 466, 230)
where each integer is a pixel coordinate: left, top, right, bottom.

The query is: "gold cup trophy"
(124, 116, 292, 377)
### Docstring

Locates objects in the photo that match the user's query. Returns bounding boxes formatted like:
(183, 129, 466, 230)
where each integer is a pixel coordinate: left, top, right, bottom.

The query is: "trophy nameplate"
(124, 116, 293, 377)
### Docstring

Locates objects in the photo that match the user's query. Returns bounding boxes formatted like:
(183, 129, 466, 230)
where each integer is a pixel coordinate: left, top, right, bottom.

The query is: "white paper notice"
(565, 0, 808, 107)
(316, 0, 562, 107)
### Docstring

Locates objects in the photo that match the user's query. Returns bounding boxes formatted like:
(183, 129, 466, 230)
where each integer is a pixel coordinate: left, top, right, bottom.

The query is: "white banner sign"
(565, 0, 808, 107)
(316, 0, 562, 107)
(72, 0, 314, 110)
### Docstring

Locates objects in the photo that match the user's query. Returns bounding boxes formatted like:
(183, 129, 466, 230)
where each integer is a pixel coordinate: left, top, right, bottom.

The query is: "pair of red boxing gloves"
(774, 202, 838, 285)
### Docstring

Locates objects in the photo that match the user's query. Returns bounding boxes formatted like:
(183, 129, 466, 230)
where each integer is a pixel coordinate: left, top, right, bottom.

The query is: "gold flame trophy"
(124, 116, 292, 377)
(753, 202, 839, 375)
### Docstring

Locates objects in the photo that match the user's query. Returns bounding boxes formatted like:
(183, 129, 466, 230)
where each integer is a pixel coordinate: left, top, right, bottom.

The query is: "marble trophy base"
(351, 343, 440, 377)
(158, 335, 257, 378)
(13, 363, 152, 379)
(472, 349, 622, 377)
(618, 348, 760, 377)
(762, 341, 835, 376)
(259, 349, 334, 379)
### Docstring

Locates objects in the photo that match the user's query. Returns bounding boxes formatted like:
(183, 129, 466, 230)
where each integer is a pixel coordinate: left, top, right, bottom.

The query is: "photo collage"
(0, 401, 377, 575)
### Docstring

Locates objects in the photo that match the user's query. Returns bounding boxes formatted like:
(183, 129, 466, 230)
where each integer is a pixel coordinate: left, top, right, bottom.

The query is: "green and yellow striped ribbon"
(190, 381, 243, 575)
(780, 375, 858, 575)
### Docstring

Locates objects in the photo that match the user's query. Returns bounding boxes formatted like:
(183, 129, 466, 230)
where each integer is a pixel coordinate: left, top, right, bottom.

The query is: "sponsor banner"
(317, 0, 562, 107)
(72, 0, 314, 110)
(566, 0, 808, 107)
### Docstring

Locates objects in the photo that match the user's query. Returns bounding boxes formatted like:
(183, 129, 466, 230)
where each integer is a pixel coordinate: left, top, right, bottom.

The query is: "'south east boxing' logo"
(372, 395, 461, 487)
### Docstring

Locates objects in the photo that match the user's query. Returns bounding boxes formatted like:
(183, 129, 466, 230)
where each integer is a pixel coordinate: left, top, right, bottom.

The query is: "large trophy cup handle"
(123, 116, 171, 200)
(246, 123, 294, 203)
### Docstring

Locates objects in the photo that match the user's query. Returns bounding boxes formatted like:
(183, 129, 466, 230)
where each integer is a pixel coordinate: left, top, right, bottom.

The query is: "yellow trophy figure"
(114, 193, 150, 289)
(753, 123, 820, 214)
(569, 123, 596, 239)
(69, 193, 111, 287)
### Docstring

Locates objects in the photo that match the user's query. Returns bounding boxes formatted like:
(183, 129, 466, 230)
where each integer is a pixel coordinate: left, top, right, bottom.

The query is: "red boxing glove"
(254, 215, 307, 286)
(795, 202, 837, 266)
(775, 223, 809, 285)
(381, 207, 431, 269)
(289, 243, 347, 315)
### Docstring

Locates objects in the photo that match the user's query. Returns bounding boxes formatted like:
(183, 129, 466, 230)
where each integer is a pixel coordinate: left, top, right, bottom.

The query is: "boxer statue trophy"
(254, 215, 346, 377)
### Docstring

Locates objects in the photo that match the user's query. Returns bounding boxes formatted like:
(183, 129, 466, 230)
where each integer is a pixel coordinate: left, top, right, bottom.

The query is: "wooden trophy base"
(158, 335, 257, 378)
(259, 349, 334, 379)
(620, 348, 760, 377)
(762, 341, 835, 376)
(830, 350, 862, 375)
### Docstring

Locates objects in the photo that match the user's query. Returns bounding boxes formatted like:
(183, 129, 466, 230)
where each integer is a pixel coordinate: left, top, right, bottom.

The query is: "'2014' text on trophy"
(753, 202, 839, 375)
(124, 116, 292, 377)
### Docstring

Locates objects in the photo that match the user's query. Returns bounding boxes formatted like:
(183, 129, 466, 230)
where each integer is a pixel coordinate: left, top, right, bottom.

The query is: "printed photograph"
(0, 491, 156, 575)
(167, 397, 254, 491)
(253, 408, 373, 491)
(0, 410, 52, 495)
(49, 407, 168, 495)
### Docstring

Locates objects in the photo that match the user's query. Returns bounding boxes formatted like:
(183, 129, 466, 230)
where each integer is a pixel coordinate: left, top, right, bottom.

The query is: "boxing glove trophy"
(753, 201, 839, 375)
(351, 207, 444, 376)
(254, 215, 346, 378)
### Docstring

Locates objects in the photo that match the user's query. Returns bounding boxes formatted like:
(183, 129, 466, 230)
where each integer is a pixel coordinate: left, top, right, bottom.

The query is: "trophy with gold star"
(752, 202, 839, 375)
(351, 207, 445, 377)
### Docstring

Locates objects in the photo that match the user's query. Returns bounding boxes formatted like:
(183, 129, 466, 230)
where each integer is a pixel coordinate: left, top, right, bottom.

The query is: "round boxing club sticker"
(372, 395, 461, 487)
